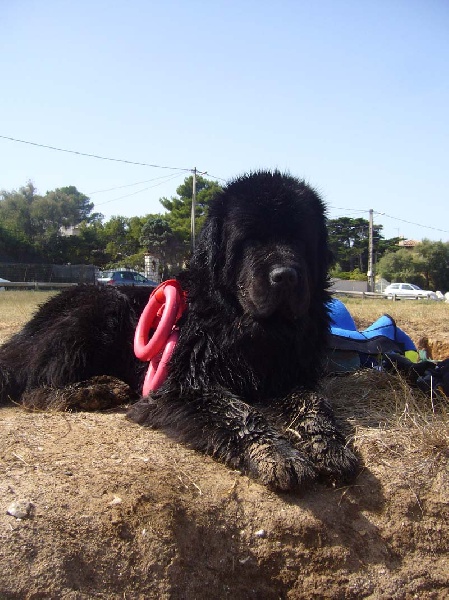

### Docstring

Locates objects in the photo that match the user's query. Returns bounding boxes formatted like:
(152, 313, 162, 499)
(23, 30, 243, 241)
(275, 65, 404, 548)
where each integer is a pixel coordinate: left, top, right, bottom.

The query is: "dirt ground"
(1, 298, 449, 599)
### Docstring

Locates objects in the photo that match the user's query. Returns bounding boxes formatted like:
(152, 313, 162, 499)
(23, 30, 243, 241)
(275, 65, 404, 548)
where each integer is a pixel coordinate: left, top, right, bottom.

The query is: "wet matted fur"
(0, 171, 357, 491)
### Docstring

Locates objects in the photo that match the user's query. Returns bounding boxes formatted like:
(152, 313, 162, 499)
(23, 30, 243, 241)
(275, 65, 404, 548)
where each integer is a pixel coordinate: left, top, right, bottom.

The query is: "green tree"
(327, 216, 400, 278)
(375, 236, 403, 261)
(0, 182, 36, 243)
(126, 215, 148, 253)
(140, 216, 186, 275)
(42, 186, 94, 225)
(0, 223, 35, 261)
(328, 217, 371, 272)
(416, 240, 449, 291)
(30, 196, 65, 241)
(100, 216, 134, 263)
(0, 183, 101, 263)
(376, 248, 426, 286)
(377, 241, 449, 292)
(159, 175, 222, 241)
(65, 222, 110, 266)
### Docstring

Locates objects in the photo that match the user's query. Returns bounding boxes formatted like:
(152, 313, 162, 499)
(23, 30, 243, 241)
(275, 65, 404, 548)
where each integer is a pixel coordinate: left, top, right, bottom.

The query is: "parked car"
(97, 270, 158, 287)
(0, 277, 10, 291)
(383, 283, 439, 300)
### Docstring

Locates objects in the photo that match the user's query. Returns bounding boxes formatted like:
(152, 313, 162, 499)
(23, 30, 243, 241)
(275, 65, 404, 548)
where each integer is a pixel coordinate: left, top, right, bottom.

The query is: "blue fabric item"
(327, 298, 416, 354)
(328, 296, 358, 332)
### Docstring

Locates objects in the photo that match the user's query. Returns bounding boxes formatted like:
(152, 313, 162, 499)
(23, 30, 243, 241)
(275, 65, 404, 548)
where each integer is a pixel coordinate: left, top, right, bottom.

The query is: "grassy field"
(1, 289, 448, 347)
(0, 291, 58, 344)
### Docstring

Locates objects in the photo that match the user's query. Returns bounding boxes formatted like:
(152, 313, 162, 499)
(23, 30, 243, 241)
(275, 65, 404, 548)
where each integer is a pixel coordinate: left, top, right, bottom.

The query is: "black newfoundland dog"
(0, 171, 357, 491)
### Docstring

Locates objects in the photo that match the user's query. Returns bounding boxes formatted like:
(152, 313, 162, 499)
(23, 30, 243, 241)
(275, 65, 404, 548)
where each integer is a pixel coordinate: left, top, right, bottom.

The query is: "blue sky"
(1, 0, 448, 241)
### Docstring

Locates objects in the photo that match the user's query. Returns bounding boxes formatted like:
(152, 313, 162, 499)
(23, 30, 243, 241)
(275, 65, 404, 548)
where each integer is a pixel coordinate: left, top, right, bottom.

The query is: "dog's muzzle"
(269, 267, 298, 289)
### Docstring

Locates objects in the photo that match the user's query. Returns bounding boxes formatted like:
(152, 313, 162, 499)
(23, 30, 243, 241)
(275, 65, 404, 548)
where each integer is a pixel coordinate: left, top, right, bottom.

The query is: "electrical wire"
(0, 135, 193, 172)
(94, 172, 185, 207)
(205, 172, 227, 183)
(88, 172, 187, 195)
(329, 205, 449, 235)
(328, 205, 370, 213)
(379, 212, 449, 235)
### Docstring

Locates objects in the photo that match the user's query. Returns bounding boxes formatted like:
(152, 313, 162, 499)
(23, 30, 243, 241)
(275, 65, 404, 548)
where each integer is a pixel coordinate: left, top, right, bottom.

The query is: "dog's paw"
(126, 397, 158, 425)
(20, 376, 137, 411)
(306, 434, 359, 483)
(245, 438, 317, 491)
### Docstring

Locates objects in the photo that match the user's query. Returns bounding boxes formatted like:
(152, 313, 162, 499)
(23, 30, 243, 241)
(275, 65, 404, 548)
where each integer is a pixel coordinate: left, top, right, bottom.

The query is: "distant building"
(59, 225, 81, 237)
(397, 239, 420, 249)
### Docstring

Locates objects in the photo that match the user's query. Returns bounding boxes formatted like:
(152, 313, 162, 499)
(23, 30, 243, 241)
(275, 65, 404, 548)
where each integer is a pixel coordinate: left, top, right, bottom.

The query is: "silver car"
(383, 282, 438, 300)
(97, 270, 158, 287)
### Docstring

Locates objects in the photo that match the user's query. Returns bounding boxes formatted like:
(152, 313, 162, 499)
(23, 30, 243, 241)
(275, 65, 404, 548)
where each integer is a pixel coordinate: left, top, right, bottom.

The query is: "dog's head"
(188, 170, 331, 321)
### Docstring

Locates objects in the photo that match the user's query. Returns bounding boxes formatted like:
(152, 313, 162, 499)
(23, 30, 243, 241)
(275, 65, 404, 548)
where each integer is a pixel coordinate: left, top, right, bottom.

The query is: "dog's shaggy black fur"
(0, 171, 357, 490)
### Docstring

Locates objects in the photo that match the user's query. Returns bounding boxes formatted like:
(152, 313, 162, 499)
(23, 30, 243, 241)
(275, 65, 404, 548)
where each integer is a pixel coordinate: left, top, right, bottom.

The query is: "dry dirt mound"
(1, 379, 448, 599)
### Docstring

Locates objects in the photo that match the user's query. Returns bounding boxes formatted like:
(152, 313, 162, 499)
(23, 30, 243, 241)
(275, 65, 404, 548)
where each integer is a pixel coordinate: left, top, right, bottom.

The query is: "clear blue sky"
(1, 0, 448, 241)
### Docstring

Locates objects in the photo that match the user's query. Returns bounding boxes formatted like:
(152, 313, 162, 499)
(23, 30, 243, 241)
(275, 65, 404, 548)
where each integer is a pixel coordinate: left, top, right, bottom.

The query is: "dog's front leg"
(127, 389, 316, 491)
(261, 391, 359, 484)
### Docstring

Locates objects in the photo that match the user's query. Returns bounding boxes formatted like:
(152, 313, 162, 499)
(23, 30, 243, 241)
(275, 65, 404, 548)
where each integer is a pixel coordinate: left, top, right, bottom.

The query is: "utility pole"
(367, 208, 374, 292)
(191, 167, 197, 251)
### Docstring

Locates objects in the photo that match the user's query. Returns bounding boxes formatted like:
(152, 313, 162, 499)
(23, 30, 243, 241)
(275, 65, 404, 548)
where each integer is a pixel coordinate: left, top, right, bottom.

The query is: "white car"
(0, 277, 10, 291)
(383, 282, 439, 300)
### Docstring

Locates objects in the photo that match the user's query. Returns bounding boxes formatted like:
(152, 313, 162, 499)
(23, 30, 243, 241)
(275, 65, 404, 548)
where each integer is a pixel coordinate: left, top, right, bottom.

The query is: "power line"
(94, 172, 185, 207)
(329, 205, 449, 235)
(92, 169, 226, 210)
(375, 211, 449, 235)
(328, 205, 369, 213)
(88, 172, 187, 195)
(0, 135, 193, 172)
(205, 172, 227, 183)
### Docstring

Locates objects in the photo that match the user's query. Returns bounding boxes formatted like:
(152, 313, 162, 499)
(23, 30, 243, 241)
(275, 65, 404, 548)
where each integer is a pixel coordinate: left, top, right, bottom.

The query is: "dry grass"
(342, 297, 449, 344)
(325, 368, 448, 426)
(324, 367, 449, 473)
(0, 291, 57, 344)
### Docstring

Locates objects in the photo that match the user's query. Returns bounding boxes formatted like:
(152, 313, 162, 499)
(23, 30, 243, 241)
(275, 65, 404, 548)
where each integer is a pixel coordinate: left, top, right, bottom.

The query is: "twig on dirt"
(226, 480, 238, 496)
(406, 480, 424, 517)
(174, 463, 203, 495)
(12, 452, 31, 466)
(335, 484, 364, 506)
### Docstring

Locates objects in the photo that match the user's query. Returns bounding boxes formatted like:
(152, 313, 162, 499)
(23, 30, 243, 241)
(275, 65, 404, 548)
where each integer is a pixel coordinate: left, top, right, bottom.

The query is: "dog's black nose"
(269, 267, 298, 287)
